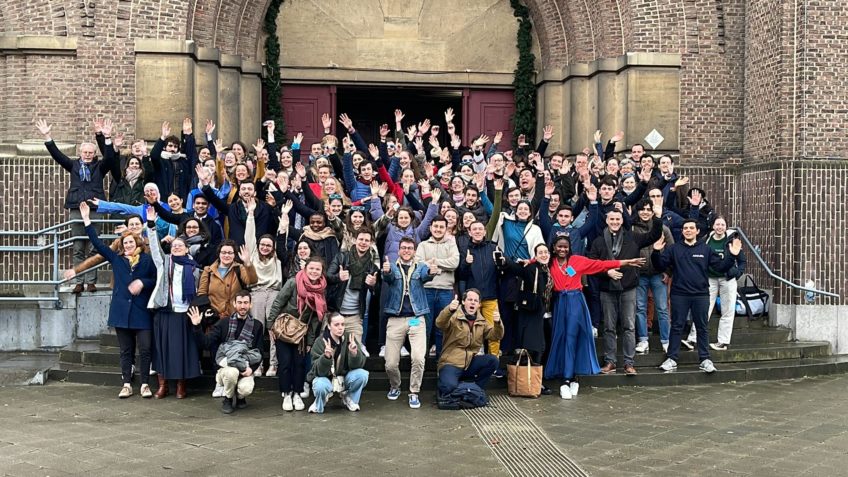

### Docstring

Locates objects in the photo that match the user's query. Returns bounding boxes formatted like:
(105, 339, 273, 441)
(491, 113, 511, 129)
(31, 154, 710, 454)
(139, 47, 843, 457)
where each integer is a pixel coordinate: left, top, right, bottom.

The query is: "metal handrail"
(0, 218, 125, 308)
(733, 227, 840, 299)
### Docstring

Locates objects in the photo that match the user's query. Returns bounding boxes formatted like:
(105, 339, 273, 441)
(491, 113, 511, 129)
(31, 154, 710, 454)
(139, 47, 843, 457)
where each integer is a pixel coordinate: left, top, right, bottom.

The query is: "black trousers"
(115, 327, 152, 385)
(275, 340, 305, 394)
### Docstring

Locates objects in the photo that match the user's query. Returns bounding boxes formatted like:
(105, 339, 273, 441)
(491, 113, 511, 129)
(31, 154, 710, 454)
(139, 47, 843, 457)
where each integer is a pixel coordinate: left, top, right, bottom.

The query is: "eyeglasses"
(649, 194, 662, 198)
(185, 225, 200, 229)
(399, 246, 415, 250)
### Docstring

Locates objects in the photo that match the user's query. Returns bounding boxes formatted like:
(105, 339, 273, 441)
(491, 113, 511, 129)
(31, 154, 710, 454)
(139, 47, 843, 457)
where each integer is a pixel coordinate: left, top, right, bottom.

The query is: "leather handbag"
(507, 349, 543, 398)
(270, 313, 308, 346)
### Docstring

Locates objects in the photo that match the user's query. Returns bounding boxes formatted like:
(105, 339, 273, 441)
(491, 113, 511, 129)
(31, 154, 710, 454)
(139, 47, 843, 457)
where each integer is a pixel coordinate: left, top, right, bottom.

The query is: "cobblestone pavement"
(1, 375, 848, 476)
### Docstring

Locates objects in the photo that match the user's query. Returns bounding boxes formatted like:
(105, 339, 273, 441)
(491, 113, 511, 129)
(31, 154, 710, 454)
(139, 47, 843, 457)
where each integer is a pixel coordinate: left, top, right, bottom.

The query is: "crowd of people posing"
(35, 107, 746, 413)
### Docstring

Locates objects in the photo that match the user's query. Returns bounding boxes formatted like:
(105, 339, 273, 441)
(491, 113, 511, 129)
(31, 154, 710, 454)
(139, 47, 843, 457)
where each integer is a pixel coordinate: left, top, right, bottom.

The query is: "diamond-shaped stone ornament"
(644, 129, 664, 149)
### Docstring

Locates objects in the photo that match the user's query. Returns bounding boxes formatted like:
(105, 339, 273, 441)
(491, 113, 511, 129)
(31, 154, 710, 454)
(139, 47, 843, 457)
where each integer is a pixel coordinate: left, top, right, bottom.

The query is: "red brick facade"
(0, 0, 846, 304)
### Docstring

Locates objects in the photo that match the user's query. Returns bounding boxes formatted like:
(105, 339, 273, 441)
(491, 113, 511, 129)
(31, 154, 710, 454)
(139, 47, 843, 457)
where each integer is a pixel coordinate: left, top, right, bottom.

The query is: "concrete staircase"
(52, 313, 848, 391)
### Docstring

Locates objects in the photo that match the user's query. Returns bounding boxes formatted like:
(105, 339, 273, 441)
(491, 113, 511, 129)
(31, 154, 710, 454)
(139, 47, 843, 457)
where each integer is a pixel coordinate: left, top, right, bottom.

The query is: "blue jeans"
(311, 368, 369, 413)
(425, 288, 454, 356)
(437, 355, 499, 396)
(636, 274, 670, 344)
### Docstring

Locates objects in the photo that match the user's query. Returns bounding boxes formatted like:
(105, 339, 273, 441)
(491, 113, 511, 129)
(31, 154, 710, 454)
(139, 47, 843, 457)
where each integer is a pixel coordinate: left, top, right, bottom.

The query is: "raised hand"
(675, 176, 689, 188)
(430, 188, 441, 202)
(494, 178, 505, 191)
(35, 119, 52, 139)
(93, 118, 104, 134)
(321, 113, 332, 130)
(348, 333, 358, 356)
(450, 135, 461, 149)
(593, 129, 602, 143)
(688, 189, 702, 207)
(342, 135, 351, 150)
(544, 180, 555, 197)
(113, 132, 125, 148)
(293, 132, 303, 146)
(418, 119, 431, 135)
(206, 119, 216, 135)
(213, 138, 224, 153)
(394, 109, 405, 125)
(294, 162, 306, 179)
(338, 265, 350, 282)
(145, 206, 157, 223)
(101, 119, 114, 137)
(368, 143, 379, 159)
(187, 306, 203, 326)
(383, 257, 391, 274)
(323, 337, 335, 358)
(465, 250, 474, 264)
(586, 183, 598, 201)
(245, 197, 257, 214)
(370, 180, 380, 198)
(182, 117, 193, 135)
(238, 244, 251, 265)
(79, 201, 91, 220)
(493, 131, 503, 144)
(282, 200, 294, 215)
(338, 113, 353, 130)
(611, 130, 624, 143)
(449, 294, 460, 311)
(406, 125, 417, 141)
(430, 125, 440, 136)
(652, 235, 666, 251)
(542, 124, 554, 141)
(365, 271, 378, 287)
(444, 108, 455, 124)
(504, 162, 517, 178)
(378, 182, 388, 198)
(379, 123, 390, 138)
(517, 134, 527, 147)
(413, 136, 424, 153)
(729, 237, 742, 256)
(195, 164, 210, 184)
(253, 138, 266, 153)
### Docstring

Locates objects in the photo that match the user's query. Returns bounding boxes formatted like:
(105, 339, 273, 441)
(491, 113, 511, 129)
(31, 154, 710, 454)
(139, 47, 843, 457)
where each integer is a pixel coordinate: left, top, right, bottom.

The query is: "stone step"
(48, 356, 848, 391)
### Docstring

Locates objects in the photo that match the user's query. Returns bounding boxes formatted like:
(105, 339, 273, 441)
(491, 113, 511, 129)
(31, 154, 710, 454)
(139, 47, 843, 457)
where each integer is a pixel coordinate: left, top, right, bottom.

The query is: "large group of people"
(37, 106, 746, 413)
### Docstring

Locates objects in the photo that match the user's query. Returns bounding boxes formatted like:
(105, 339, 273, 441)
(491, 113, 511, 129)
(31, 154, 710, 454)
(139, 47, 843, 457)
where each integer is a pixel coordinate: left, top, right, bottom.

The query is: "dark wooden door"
(281, 85, 336, 147)
(464, 89, 515, 148)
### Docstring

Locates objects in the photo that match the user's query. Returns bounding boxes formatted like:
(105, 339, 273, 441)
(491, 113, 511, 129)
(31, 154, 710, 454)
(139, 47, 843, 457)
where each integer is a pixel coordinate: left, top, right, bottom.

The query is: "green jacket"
(268, 279, 323, 347)
(307, 331, 367, 382)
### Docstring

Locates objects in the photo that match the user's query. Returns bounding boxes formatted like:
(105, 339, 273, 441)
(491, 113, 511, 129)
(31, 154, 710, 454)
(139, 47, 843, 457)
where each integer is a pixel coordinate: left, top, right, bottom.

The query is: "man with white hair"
(36, 118, 109, 294)
(88, 183, 171, 239)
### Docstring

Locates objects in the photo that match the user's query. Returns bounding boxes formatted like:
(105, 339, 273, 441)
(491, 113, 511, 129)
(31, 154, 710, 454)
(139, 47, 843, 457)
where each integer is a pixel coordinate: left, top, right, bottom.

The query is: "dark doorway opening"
(336, 86, 463, 147)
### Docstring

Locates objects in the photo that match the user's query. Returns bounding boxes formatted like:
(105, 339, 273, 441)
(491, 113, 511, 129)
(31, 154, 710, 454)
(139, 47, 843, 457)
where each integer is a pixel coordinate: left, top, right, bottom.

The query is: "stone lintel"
(0, 35, 78, 56)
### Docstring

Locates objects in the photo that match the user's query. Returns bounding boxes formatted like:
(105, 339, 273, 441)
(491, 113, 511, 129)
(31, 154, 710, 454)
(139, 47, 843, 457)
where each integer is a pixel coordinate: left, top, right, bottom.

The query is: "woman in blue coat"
(80, 201, 157, 399)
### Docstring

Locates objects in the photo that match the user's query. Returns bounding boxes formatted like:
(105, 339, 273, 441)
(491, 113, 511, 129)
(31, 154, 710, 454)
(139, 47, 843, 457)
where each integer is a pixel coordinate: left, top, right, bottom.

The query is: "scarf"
(302, 226, 337, 241)
(296, 269, 327, 320)
(171, 255, 199, 304)
(225, 312, 255, 342)
(125, 167, 142, 187)
(124, 244, 142, 269)
(603, 229, 624, 291)
(181, 233, 206, 257)
(347, 249, 371, 291)
(78, 160, 92, 182)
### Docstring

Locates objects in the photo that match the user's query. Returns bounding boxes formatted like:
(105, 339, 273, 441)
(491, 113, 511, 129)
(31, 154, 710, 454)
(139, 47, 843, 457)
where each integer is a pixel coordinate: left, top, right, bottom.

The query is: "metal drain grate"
(463, 395, 588, 477)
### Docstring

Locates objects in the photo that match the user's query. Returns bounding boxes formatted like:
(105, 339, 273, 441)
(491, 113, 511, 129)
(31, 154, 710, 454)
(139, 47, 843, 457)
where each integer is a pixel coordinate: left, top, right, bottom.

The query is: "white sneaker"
(681, 340, 695, 351)
(254, 364, 264, 377)
(292, 393, 305, 411)
(400, 346, 410, 357)
(282, 393, 294, 411)
(342, 393, 360, 412)
(265, 365, 277, 377)
(300, 382, 311, 399)
(379, 345, 386, 357)
(361, 345, 370, 358)
(592, 327, 598, 338)
(308, 402, 321, 414)
(149, 368, 157, 376)
(212, 384, 224, 398)
(662, 342, 669, 353)
(710, 343, 728, 351)
(635, 341, 649, 354)
(659, 358, 678, 372)
(699, 359, 717, 374)
(477, 346, 485, 356)
(559, 384, 573, 400)
(429, 345, 437, 357)
(569, 381, 579, 397)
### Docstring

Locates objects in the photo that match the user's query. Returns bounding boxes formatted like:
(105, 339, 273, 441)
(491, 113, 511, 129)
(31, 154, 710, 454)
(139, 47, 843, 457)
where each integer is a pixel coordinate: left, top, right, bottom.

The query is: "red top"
(549, 255, 622, 292)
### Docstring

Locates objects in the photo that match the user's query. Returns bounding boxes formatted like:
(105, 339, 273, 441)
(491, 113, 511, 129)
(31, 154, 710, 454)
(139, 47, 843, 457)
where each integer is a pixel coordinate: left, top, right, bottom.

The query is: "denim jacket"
(382, 261, 433, 317)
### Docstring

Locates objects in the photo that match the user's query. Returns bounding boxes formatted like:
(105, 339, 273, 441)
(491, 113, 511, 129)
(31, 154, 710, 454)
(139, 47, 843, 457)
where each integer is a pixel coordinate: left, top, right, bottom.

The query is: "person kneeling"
(307, 314, 369, 414)
(188, 290, 264, 414)
(436, 289, 504, 407)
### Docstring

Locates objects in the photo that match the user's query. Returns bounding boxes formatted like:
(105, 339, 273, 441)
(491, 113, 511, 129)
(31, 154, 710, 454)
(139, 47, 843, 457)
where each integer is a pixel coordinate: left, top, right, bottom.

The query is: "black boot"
(221, 397, 235, 414)
(236, 396, 247, 409)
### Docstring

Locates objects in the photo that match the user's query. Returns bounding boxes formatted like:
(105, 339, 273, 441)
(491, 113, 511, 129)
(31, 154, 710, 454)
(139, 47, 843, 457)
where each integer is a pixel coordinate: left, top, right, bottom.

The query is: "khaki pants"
(385, 316, 427, 393)
(480, 300, 501, 356)
(336, 312, 363, 343)
(252, 287, 279, 367)
(215, 366, 255, 399)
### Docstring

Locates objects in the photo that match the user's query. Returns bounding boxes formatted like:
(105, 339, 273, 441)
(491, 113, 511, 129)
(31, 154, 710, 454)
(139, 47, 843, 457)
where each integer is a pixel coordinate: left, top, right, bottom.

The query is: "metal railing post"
(52, 229, 61, 309)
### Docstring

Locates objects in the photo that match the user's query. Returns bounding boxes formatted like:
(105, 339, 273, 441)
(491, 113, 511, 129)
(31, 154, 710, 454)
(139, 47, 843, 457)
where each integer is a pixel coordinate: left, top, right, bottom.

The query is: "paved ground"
(2, 374, 848, 476)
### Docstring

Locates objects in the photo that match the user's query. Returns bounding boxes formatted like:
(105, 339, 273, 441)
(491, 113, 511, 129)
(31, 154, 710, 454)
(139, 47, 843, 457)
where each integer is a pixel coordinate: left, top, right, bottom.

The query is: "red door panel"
(281, 85, 335, 148)
(466, 89, 515, 148)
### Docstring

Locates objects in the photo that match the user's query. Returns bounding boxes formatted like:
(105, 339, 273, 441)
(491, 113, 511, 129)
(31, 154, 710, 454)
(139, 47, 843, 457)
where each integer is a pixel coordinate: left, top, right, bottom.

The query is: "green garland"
(263, 0, 286, 141)
(510, 0, 536, 147)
